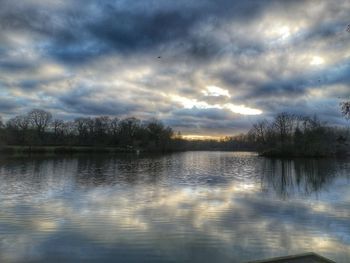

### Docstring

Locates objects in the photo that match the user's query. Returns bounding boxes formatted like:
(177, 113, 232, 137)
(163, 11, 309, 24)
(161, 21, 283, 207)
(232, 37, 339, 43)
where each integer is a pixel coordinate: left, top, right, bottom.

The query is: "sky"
(0, 0, 349, 137)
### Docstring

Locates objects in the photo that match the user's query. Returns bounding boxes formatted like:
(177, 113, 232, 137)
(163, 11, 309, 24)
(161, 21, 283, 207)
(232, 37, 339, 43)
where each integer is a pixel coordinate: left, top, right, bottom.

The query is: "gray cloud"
(0, 0, 349, 135)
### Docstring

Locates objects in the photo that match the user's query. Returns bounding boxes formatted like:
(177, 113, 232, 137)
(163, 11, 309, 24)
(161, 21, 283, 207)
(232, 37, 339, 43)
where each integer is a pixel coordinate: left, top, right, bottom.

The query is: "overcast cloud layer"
(0, 0, 349, 136)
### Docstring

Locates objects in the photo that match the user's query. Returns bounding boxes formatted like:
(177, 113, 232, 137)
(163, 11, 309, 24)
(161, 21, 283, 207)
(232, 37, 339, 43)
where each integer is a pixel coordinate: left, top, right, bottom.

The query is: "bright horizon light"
(181, 134, 223, 141)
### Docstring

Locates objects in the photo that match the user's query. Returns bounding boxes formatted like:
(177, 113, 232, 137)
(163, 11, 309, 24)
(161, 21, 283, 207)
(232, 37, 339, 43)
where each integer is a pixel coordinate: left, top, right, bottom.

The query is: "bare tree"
(0, 116, 4, 129)
(118, 117, 141, 145)
(74, 117, 94, 144)
(272, 112, 296, 144)
(7, 115, 30, 131)
(52, 119, 64, 133)
(94, 116, 111, 136)
(249, 119, 269, 144)
(51, 119, 65, 143)
(6, 115, 31, 144)
(74, 118, 91, 137)
(110, 117, 119, 136)
(340, 101, 350, 119)
(28, 109, 52, 137)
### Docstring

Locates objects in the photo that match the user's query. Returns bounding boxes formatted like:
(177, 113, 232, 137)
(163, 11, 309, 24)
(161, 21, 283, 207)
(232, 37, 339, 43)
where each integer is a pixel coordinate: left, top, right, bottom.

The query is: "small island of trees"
(248, 112, 349, 157)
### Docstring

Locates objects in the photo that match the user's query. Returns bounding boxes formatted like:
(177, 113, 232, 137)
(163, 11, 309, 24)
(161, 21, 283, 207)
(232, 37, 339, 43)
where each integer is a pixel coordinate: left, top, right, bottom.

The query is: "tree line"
(0, 103, 349, 155)
(0, 109, 256, 153)
(0, 109, 174, 152)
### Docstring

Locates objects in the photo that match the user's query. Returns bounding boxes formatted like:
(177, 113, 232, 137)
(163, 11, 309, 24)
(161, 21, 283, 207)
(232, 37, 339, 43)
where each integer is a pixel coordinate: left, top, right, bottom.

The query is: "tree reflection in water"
(259, 158, 342, 198)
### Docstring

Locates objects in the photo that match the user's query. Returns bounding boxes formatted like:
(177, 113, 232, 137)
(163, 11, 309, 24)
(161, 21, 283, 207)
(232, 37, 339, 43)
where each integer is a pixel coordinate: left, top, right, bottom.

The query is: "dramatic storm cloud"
(0, 0, 349, 136)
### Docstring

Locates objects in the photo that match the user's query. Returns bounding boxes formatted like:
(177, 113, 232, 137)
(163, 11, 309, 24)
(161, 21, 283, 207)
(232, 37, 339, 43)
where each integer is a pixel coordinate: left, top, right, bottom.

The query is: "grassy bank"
(0, 146, 139, 154)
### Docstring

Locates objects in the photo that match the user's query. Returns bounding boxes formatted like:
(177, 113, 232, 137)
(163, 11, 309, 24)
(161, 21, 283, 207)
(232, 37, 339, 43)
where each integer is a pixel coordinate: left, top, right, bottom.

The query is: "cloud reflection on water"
(0, 152, 349, 262)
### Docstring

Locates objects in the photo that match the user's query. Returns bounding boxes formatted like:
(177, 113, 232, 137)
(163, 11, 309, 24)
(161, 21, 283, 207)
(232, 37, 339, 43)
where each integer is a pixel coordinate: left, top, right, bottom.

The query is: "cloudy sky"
(0, 0, 349, 136)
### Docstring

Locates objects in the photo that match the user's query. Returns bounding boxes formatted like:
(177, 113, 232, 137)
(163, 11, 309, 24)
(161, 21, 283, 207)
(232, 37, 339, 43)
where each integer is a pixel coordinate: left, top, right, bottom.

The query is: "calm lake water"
(0, 152, 349, 263)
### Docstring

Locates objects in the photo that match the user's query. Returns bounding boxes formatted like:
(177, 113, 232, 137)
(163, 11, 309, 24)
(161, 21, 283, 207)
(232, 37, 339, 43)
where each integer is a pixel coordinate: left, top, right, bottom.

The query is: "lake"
(0, 152, 349, 263)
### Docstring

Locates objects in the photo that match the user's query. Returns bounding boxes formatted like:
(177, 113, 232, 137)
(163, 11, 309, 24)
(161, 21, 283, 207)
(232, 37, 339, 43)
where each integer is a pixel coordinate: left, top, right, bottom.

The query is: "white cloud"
(170, 95, 262, 115)
(310, 56, 325, 66)
(202, 86, 231, 97)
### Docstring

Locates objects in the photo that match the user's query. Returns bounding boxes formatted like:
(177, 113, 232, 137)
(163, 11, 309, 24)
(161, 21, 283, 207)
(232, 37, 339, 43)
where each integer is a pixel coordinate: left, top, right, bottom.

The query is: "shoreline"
(259, 149, 350, 158)
(0, 145, 258, 155)
(0, 145, 348, 158)
(0, 146, 139, 154)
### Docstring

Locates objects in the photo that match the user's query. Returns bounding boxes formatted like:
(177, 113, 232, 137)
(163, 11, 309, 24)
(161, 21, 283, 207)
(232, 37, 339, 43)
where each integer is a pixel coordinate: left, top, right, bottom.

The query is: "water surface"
(0, 152, 349, 262)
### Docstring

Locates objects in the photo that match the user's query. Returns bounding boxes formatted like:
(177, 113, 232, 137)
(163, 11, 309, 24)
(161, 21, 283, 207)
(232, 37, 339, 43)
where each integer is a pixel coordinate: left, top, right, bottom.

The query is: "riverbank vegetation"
(0, 106, 349, 156)
(0, 109, 252, 153)
(0, 109, 174, 152)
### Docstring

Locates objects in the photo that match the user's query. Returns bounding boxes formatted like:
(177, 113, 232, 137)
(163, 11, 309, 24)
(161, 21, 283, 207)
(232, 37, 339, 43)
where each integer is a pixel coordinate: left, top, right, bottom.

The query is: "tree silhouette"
(28, 109, 52, 139)
(340, 101, 350, 119)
